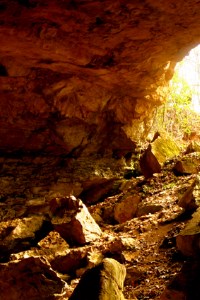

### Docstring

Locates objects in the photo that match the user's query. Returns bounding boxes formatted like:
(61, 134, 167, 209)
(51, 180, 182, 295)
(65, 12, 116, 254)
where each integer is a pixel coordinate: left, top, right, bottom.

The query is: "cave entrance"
(153, 45, 200, 142)
(174, 44, 200, 113)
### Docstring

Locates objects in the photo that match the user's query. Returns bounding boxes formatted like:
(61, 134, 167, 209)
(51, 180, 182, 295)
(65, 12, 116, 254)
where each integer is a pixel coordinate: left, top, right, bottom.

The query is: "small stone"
(120, 237, 139, 250)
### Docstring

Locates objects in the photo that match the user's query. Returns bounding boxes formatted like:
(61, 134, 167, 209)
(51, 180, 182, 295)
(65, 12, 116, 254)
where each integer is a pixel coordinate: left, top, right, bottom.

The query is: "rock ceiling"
(1, 0, 200, 156)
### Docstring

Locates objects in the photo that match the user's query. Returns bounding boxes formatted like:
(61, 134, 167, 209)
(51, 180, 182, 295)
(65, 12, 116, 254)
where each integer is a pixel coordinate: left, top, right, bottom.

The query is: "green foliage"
(153, 65, 200, 141)
(168, 68, 192, 107)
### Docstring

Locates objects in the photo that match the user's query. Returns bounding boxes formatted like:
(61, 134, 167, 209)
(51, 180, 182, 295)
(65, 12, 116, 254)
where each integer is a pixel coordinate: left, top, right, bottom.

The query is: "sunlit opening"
(173, 45, 200, 113)
(152, 45, 200, 143)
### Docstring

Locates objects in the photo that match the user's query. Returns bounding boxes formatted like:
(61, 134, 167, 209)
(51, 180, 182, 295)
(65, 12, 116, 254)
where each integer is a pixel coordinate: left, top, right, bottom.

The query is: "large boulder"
(140, 144, 161, 179)
(176, 208, 200, 257)
(69, 258, 126, 300)
(140, 135, 180, 179)
(159, 260, 200, 300)
(178, 175, 200, 211)
(151, 136, 180, 165)
(49, 195, 102, 245)
(0, 257, 67, 300)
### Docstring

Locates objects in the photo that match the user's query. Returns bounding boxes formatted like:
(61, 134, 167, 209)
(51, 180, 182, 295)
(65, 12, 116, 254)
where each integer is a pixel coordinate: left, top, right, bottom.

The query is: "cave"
(0, 1, 200, 299)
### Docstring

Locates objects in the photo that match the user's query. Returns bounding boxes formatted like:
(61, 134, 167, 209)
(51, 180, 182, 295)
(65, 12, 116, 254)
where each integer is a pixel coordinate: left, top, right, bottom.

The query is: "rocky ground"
(89, 164, 198, 300)
(0, 143, 199, 299)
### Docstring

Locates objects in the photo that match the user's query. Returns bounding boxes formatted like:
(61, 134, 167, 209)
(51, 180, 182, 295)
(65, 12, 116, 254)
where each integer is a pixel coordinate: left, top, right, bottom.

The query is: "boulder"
(185, 141, 200, 154)
(159, 260, 200, 300)
(151, 135, 180, 165)
(178, 176, 200, 211)
(38, 230, 70, 255)
(51, 247, 88, 274)
(114, 194, 141, 223)
(50, 195, 102, 245)
(0, 216, 47, 259)
(140, 135, 181, 179)
(9, 231, 70, 263)
(136, 203, 163, 217)
(0, 257, 66, 300)
(176, 208, 200, 257)
(80, 179, 120, 204)
(69, 258, 126, 300)
(140, 144, 161, 179)
(173, 153, 200, 175)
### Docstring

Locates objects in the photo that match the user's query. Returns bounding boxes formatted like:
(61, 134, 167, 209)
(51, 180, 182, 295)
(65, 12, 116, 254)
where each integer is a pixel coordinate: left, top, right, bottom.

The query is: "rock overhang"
(0, 0, 200, 156)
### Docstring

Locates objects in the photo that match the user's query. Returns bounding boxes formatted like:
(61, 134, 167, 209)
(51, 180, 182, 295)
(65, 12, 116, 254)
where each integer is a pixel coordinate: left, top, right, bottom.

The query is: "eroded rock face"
(1, 0, 200, 155)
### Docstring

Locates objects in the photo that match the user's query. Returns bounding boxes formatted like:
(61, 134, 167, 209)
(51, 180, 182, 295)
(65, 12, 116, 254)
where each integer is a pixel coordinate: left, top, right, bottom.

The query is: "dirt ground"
(0, 154, 197, 300)
(88, 163, 195, 300)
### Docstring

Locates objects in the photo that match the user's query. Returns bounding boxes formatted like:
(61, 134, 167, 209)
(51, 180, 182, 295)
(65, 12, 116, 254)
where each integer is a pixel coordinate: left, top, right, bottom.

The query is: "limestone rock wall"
(1, 0, 200, 155)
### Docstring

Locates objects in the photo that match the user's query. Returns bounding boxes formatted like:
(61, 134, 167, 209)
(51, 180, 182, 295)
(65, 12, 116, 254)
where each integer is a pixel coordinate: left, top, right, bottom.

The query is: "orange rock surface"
(1, 0, 200, 155)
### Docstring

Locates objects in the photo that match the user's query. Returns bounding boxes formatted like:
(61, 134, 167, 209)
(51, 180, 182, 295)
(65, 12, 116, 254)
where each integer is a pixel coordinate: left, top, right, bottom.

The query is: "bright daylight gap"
(174, 44, 200, 113)
(153, 45, 200, 142)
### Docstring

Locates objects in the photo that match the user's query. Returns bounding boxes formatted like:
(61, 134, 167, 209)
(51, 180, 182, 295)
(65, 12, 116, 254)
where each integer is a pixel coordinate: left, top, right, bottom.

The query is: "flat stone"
(120, 237, 139, 251)
(80, 179, 120, 204)
(51, 247, 89, 274)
